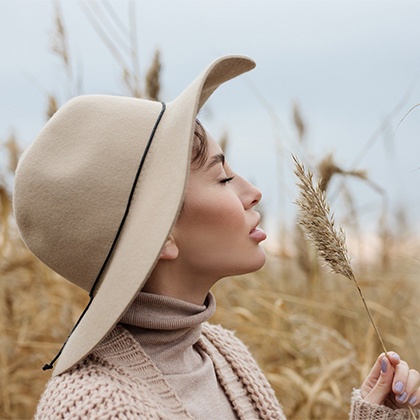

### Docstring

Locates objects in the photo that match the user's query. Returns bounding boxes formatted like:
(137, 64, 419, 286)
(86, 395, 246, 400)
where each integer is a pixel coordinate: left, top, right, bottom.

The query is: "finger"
(364, 356, 395, 405)
(361, 353, 386, 398)
(366, 352, 399, 382)
(393, 360, 409, 397)
(407, 381, 420, 407)
(361, 352, 400, 400)
(387, 352, 401, 367)
(396, 369, 420, 406)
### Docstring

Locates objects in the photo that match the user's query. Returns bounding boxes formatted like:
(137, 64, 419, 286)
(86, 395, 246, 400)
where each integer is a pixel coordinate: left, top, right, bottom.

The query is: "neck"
(142, 259, 220, 305)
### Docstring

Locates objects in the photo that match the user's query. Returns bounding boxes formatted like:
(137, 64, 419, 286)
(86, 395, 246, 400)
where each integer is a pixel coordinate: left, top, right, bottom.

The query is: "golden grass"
(0, 220, 87, 418)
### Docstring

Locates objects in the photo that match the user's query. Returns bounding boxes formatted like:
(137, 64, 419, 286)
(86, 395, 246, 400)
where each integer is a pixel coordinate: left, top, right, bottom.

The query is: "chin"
(249, 252, 267, 273)
(236, 249, 267, 276)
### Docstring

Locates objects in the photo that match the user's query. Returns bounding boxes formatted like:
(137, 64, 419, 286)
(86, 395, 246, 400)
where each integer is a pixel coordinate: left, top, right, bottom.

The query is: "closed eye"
(220, 176, 235, 184)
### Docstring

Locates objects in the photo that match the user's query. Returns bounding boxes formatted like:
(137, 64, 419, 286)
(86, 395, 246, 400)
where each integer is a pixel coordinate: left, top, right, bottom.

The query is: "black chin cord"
(42, 102, 166, 371)
(42, 295, 95, 371)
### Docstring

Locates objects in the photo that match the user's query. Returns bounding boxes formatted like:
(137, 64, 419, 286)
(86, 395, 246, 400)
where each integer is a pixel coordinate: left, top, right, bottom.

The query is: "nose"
(239, 176, 262, 209)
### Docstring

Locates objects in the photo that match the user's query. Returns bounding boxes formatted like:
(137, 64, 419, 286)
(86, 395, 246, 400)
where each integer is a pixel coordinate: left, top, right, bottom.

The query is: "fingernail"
(391, 352, 400, 362)
(408, 396, 417, 406)
(381, 358, 387, 373)
(395, 381, 404, 393)
(397, 391, 407, 402)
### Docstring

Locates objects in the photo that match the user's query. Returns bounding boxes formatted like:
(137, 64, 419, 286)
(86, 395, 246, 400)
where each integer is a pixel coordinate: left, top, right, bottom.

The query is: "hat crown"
(14, 95, 163, 291)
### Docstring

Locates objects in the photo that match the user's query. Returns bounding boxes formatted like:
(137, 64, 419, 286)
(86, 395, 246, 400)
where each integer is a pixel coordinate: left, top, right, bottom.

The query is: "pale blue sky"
(1, 0, 420, 240)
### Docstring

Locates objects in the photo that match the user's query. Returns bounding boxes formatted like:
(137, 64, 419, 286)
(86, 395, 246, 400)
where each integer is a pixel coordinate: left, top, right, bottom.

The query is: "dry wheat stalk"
(293, 155, 390, 357)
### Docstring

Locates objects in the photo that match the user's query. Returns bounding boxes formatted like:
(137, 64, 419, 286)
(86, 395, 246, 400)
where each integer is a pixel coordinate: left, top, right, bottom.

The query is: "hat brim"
(52, 55, 256, 376)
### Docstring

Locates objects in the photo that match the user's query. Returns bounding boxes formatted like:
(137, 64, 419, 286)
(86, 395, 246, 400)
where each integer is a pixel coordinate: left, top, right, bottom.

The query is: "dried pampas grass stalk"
(292, 155, 388, 356)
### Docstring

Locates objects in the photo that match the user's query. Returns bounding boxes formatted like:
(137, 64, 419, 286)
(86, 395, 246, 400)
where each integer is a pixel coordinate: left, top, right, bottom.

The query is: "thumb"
(364, 357, 394, 405)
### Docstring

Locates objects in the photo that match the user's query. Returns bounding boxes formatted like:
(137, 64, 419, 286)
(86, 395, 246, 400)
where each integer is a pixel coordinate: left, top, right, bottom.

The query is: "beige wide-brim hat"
(13, 55, 255, 376)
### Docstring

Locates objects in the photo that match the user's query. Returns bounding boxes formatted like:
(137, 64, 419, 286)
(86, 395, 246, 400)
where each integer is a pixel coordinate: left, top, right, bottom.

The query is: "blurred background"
(1, 1, 419, 418)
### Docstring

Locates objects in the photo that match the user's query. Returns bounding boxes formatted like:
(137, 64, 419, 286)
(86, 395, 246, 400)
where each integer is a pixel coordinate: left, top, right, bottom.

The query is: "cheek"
(176, 192, 246, 249)
(188, 195, 244, 235)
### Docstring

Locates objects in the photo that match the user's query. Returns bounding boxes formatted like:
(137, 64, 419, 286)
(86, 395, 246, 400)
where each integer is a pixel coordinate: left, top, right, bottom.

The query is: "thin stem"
(353, 276, 416, 419)
(352, 277, 388, 355)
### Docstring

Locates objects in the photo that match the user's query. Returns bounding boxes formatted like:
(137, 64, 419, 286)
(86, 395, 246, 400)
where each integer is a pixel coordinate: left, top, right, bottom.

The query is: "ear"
(159, 234, 179, 260)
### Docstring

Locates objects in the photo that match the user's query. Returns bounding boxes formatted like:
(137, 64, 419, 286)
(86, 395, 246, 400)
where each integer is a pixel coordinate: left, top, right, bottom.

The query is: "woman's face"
(171, 132, 266, 281)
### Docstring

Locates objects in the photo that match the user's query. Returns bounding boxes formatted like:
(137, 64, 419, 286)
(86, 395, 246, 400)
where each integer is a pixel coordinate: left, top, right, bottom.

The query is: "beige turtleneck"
(119, 291, 237, 419)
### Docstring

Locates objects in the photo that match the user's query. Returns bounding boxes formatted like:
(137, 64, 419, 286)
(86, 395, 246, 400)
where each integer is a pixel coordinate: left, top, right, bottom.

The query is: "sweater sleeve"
(350, 389, 420, 420)
(35, 359, 164, 420)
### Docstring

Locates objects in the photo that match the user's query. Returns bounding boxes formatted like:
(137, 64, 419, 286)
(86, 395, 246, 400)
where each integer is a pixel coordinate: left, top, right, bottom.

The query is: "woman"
(14, 55, 419, 419)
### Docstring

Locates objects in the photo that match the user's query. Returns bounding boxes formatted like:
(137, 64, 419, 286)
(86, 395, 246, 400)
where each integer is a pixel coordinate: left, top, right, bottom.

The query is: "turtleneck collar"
(118, 291, 216, 374)
(120, 291, 216, 331)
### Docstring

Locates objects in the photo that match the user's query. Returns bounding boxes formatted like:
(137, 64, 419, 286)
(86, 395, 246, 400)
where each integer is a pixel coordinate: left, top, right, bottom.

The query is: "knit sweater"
(35, 324, 285, 419)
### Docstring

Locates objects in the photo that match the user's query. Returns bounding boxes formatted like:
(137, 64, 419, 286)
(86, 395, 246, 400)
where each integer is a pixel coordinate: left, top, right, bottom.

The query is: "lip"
(249, 216, 262, 234)
(249, 227, 267, 242)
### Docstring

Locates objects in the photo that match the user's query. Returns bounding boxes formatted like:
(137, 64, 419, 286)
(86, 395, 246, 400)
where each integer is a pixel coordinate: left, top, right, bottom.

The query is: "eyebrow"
(205, 153, 225, 171)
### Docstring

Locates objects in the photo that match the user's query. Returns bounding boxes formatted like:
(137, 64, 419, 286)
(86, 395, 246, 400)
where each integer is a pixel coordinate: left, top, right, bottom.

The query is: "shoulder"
(35, 352, 162, 419)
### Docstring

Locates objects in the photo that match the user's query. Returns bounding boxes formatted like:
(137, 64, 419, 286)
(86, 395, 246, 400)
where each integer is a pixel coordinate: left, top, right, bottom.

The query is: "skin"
(143, 130, 420, 411)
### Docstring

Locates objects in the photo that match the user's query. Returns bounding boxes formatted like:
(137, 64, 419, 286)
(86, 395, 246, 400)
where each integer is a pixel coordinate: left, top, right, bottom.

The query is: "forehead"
(204, 135, 223, 159)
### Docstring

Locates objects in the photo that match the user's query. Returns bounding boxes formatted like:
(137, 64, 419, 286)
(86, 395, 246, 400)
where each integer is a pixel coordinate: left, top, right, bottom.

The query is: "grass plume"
(293, 155, 354, 281)
(293, 155, 390, 357)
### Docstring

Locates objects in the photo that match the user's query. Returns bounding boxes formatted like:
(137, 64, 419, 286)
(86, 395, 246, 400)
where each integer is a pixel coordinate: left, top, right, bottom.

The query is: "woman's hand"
(361, 352, 420, 409)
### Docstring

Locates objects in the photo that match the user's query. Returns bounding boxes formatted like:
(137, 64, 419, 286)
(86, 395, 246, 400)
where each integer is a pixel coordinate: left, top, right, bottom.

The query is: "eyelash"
(220, 176, 235, 184)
